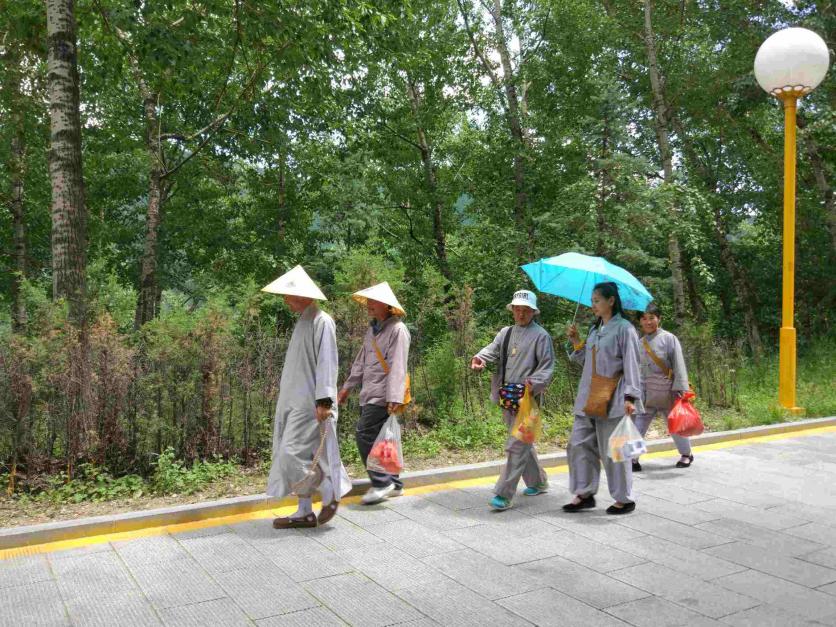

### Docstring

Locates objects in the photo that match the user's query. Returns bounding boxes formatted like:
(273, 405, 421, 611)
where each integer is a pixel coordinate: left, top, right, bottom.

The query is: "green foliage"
(20, 465, 145, 505)
(149, 448, 238, 496)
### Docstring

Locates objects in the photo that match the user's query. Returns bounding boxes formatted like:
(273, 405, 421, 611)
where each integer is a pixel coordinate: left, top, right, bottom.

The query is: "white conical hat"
(261, 265, 327, 300)
(352, 282, 406, 317)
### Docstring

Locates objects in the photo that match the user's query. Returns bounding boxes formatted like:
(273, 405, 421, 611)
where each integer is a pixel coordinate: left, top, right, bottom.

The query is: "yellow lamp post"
(754, 28, 830, 412)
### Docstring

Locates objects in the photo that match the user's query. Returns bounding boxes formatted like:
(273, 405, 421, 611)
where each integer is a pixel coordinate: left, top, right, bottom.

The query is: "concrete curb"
(2, 415, 834, 550)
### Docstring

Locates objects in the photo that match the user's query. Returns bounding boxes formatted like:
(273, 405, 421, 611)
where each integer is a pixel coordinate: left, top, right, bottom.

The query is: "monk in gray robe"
(263, 266, 352, 529)
(564, 282, 644, 515)
(632, 303, 693, 470)
(471, 290, 555, 511)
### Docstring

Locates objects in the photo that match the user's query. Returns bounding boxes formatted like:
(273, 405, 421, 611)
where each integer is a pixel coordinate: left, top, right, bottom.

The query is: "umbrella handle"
(571, 273, 589, 326)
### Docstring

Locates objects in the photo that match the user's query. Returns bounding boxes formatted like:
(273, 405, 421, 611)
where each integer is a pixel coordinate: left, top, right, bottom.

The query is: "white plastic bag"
(607, 415, 647, 462)
(367, 414, 404, 475)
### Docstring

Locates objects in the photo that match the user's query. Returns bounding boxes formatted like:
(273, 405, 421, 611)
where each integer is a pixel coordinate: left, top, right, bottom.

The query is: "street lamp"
(754, 27, 830, 413)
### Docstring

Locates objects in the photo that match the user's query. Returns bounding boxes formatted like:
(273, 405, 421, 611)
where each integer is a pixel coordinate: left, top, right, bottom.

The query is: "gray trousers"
(567, 414, 634, 504)
(632, 405, 691, 457)
(494, 408, 548, 500)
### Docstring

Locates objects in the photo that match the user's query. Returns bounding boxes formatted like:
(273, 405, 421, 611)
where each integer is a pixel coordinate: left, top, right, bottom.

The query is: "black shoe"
(562, 495, 596, 512)
(675, 454, 694, 468)
(606, 502, 636, 515)
(632, 459, 642, 472)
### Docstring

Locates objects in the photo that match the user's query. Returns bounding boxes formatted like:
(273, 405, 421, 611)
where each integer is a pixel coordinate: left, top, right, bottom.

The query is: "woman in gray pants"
(564, 282, 644, 515)
(631, 303, 693, 470)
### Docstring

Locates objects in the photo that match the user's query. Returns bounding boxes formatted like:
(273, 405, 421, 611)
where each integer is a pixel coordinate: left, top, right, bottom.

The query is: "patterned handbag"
(583, 346, 622, 418)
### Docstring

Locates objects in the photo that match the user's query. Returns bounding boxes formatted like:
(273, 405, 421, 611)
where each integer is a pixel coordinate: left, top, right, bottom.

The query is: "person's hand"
(524, 378, 533, 389)
(470, 356, 486, 371)
(566, 324, 580, 345)
(337, 389, 349, 405)
(624, 400, 636, 416)
(315, 405, 332, 422)
(387, 402, 402, 414)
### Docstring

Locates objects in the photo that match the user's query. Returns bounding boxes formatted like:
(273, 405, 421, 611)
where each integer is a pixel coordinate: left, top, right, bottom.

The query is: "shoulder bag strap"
(500, 326, 513, 386)
(642, 337, 673, 379)
(371, 336, 390, 374)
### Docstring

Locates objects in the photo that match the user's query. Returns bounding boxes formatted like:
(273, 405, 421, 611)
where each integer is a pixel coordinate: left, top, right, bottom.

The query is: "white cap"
(261, 265, 327, 300)
(352, 282, 406, 317)
(506, 289, 539, 314)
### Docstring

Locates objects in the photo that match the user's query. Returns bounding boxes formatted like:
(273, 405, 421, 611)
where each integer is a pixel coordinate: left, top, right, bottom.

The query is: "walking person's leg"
(595, 417, 635, 514)
(630, 409, 656, 470)
(356, 404, 402, 504)
(563, 415, 600, 511)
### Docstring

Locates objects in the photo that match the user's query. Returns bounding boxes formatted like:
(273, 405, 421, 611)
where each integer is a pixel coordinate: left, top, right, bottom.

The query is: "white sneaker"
(389, 488, 403, 498)
(361, 484, 396, 505)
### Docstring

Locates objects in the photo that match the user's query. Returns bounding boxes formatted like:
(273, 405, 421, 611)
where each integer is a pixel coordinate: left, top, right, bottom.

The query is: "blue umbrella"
(522, 252, 653, 318)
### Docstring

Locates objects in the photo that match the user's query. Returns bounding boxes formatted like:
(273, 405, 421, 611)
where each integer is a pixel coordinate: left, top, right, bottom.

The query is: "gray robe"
(569, 313, 644, 419)
(267, 305, 352, 500)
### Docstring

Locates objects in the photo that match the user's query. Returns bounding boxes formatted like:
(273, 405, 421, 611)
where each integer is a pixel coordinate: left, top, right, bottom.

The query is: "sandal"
(317, 500, 339, 526)
(675, 454, 694, 468)
(273, 512, 318, 529)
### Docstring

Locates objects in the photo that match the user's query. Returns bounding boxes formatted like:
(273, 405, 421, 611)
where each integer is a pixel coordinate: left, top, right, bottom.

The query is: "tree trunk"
(488, 0, 530, 246)
(135, 88, 166, 329)
(801, 131, 836, 255)
(46, 0, 88, 326)
(406, 82, 452, 283)
(642, 0, 688, 328)
(7, 48, 28, 331)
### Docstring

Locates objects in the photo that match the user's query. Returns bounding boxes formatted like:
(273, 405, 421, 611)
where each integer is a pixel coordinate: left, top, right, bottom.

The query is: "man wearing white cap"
(262, 266, 352, 528)
(470, 290, 555, 510)
(338, 282, 411, 505)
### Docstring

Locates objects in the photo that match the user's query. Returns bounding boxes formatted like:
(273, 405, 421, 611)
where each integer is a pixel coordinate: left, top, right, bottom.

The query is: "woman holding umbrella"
(563, 282, 644, 515)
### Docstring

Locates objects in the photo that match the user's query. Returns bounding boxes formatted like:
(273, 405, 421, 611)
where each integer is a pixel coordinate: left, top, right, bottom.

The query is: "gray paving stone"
(47, 542, 114, 560)
(170, 524, 232, 540)
(423, 487, 493, 511)
(442, 524, 573, 565)
(213, 564, 319, 619)
(498, 587, 629, 626)
(803, 547, 836, 570)
(785, 522, 836, 547)
(0, 555, 53, 589)
(608, 562, 759, 619)
(158, 597, 251, 626)
(817, 581, 836, 596)
(303, 572, 422, 626)
(422, 548, 542, 600)
(638, 484, 716, 505)
(229, 519, 301, 544)
(719, 604, 823, 626)
(336, 543, 439, 591)
(693, 499, 810, 531)
(614, 513, 731, 550)
(396, 579, 531, 626)
(534, 509, 648, 544)
(255, 607, 345, 626)
(127, 558, 225, 609)
(767, 503, 836, 529)
(712, 569, 836, 621)
(364, 519, 464, 558)
(384, 497, 483, 531)
(335, 502, 405, 527)
(63, 589, 161, 626)
(179, 532, 271, 573)
(300, 516, 385, 551)
(627, 494, 721, 526)
(515, 555, 650, 609)
(0, 580, 69, 627)
(113, 533, 190, 566)
(51, 550, 137, 599)
(457, 507, 556, 536)
(255, 535, 353, 582)
(705, 541, 836, 588)
(612, 534, 746, 582)
(605, 595, 720, 626)
(695, 519, 826, 557)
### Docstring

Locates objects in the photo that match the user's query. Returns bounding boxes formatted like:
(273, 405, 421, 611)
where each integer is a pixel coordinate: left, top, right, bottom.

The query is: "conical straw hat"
(351, 282, 406, 316)
(261, 265, 327, 300)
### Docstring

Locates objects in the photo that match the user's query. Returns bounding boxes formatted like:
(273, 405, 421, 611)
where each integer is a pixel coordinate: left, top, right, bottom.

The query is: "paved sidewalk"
(2, 430, 836, 626)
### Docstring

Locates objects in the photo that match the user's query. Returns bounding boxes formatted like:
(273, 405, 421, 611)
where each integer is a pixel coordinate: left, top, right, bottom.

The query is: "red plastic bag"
(367, 415, 404, 474)
(667, 390, 704, 437)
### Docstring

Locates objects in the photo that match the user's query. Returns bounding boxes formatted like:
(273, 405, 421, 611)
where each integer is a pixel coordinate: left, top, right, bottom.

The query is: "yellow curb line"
(2, 423, 834, 562)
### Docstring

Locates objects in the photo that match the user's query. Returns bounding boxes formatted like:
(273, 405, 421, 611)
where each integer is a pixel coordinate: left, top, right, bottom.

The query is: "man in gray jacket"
(471, 290, 555, 510)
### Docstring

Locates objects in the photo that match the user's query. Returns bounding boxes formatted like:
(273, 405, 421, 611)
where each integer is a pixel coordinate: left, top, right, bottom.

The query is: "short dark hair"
(591, 282, 624, 330)
(637, 303, 661, 321)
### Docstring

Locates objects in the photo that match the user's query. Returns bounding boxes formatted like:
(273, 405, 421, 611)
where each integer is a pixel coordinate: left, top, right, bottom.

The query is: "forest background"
(0, 0, 834, 515)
